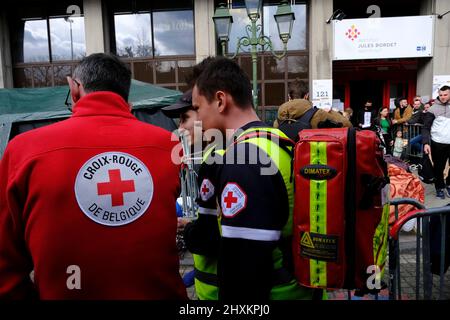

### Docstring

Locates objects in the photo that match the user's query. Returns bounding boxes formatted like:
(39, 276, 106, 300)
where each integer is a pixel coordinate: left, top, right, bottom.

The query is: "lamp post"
(64, 17, 74, 60)
(213, 0, 295, 109)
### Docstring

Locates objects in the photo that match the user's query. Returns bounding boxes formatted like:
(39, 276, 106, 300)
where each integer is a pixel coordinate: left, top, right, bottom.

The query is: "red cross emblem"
(223, 191, 238, 208)
(97, 169, 135, 206)
(201, 185, 210, 195)
(221, 183, 247, 218)
(200, 179, 214, 201)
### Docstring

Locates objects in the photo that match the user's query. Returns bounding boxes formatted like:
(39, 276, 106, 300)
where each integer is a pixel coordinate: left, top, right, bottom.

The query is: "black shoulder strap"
(278, 107, 318, 141)
(299, 107, 318, 127)
(232, 130, 295, 155)
(233, 130, 296, 183)
(344, 127, 356, 289)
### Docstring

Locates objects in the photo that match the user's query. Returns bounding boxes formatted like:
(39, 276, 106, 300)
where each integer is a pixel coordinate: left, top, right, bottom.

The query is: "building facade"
(1, 0, 450, 122)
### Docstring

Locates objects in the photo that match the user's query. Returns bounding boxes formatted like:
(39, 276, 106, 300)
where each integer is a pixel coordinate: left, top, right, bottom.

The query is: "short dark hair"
(195, 57, 253, 109)
(73, 53, 132, 101)
(185, 57, 215, 88)
(440, 85, 450, 92)
(288, 78, 309, 99)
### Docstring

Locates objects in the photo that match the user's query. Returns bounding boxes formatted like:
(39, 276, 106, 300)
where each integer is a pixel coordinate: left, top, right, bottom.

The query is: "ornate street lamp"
(64, 17, 75, 60)
(245, 0, 263, 21)
(213, 0, 295, 109)
(274, 1, 295, 44)
(212, 4, 233, 55)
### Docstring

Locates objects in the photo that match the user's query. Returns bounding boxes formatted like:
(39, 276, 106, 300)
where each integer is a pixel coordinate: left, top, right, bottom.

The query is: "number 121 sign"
(312, 79, 333, 110)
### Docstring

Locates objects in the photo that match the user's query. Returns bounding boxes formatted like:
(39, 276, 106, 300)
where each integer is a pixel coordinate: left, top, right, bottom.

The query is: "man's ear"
(67, 76, 81, 104)
(216, 91, 227, 113)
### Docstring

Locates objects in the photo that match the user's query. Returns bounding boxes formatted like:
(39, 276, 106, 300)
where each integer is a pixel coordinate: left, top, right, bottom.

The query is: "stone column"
(83, 0, 106, 55)
(308, 0, 333, 90)
(417, 0, 450, 98)
(0, 11, 13, 88)
(194, 0, 217, 63)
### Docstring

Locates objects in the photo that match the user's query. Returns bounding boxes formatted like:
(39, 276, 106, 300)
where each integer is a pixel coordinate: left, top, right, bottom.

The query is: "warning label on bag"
(300, 232, 339, 262)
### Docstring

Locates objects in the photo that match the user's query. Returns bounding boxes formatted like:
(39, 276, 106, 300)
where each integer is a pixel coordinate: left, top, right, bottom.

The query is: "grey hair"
(73, 53, 131, 101)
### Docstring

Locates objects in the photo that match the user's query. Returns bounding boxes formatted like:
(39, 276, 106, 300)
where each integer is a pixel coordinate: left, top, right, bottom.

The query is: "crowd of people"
(0, 52, 449, 300)
(341, 88, 450, 200)
(342, 96, 432, 157)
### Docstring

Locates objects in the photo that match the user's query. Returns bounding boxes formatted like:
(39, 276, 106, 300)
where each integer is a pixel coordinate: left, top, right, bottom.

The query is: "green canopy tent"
(0, 80, 182, 157)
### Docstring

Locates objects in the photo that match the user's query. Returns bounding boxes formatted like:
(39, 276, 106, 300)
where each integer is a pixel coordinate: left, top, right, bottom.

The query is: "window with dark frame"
(108, 0, 196, 91)
(9, 0, 86, 88)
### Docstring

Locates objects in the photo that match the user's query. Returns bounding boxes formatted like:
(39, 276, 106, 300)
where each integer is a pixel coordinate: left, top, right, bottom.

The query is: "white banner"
(333, 15, 434, 60)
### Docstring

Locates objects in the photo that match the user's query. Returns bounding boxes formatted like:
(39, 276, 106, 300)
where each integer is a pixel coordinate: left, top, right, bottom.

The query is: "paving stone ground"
(325, 233, 450, 300)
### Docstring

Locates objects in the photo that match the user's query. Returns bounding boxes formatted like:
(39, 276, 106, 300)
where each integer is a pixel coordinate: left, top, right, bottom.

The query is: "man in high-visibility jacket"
(163, 89, 222, 300)
(183, 144, 223, 300)
(192, 57, 320, 300)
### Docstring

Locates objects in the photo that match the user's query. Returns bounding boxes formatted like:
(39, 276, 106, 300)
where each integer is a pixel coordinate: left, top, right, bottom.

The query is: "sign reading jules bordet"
(333, 15, 434, 60)
(75, 152, 153, 227)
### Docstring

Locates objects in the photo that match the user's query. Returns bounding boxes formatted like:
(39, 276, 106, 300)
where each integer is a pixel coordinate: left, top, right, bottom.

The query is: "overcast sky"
(23, 17, 85, 62)
(21, 5, 302, 63)
(22, 10, 194, 63)
(228, 4, 306, 52)
(227, 4, 306, 74)
(114, 10, 195, 57)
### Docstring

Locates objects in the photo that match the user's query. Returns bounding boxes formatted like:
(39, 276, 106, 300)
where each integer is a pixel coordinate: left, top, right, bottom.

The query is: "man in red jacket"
(0, 53, 187, 300)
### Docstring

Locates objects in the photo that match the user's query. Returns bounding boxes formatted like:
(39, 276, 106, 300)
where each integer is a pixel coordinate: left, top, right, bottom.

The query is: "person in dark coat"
(356, 100, 378, 130)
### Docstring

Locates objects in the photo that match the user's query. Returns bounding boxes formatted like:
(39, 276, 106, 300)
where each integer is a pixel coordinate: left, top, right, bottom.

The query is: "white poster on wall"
(432, 75, 450, 100)
(389, 98, 396, 111)
(333, 15, 434, 60)
(312, 80, 333, 110)
(332, 99, 344, 112)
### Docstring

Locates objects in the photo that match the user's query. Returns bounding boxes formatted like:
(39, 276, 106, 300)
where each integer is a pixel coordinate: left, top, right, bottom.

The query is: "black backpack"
(278, 107, 318, 142)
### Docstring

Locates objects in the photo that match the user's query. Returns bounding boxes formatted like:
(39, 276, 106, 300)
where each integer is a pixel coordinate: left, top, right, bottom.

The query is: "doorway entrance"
(333, 59, 419, 115)
(349, 80, 383, 111)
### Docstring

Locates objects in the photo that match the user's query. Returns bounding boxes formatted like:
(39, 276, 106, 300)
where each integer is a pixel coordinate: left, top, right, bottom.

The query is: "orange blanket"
(389, 164, 425, 225)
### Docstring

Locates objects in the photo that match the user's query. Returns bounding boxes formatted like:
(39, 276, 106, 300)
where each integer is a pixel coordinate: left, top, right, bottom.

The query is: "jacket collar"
(226, 121, 267, 146)
(71, 91, 135, 119)
(434, 98, 450, 107)
(239, 121, 266, 132)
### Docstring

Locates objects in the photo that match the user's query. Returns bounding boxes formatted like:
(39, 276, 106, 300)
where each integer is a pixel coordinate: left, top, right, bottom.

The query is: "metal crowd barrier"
(177, 133, 200, 257)
(389, 198, 449, 300)
(397, 124, 424, 160)
(179, 132, 199, 218)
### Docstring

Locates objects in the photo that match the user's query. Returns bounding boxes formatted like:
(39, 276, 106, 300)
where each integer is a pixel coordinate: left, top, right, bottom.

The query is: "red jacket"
(0, 91, 187, 300)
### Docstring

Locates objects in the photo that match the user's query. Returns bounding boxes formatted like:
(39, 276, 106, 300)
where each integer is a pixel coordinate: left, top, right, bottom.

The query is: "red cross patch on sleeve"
(200, 179, 215, 201)
(221, 182, 247, 218)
